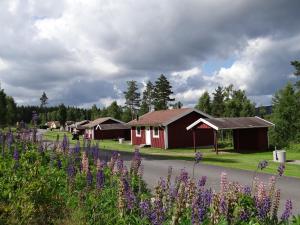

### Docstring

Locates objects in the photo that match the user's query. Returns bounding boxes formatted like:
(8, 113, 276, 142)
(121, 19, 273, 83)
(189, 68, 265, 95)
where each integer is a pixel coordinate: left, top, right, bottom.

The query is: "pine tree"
(153, 74, 175, 110)
(195, 91, 211, 114)
(271, 83, 300, 147)
(91, 104, 99, 120)
(124, 80, 140, 119)
(107, 101, 122, 119)
(139, 81, 154, 115)
(211, 86, 225, 117)
(57, 104, 67, 128)
(171, 101, 183, 109)
(6, 96, 17, 126)
(0, 86, 7, 127)
(40, 92, 48, 108)
(291, 60, 300, 88)
(121, 107, 132, 122)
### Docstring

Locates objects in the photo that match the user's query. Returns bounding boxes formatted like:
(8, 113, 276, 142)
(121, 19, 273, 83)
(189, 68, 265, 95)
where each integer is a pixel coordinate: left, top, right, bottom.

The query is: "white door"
(145, 127, 151, 145)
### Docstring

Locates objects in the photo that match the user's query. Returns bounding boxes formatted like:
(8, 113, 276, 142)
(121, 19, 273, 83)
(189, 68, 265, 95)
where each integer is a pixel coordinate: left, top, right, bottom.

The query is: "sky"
(0, 0, 299, 108)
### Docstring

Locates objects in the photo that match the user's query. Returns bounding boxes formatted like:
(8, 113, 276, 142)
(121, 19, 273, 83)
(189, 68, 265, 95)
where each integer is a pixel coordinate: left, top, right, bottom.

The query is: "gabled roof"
(96, 123, 130, 131)
(187, 116, 274, 131)
(70, 120, 90, 128)
(84, 117, 124, 129)
(128, 108, 212, 126)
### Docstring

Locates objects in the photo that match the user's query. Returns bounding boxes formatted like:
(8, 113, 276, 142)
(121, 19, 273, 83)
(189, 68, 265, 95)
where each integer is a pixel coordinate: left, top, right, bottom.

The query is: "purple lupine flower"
(86, 169, 93, 187)
(96, 169, 105, 189)
(219, 196, 227, 214)
(179, 169, 189, 184)
(198, 176, 207, 187)
(121, 177, 136, 209)
(195, 151, 203, 163)
(32, 111, 39, 125)
(61, 134, 69, 152)
(257, 160, 268, 170)
(257, 196, 271, 220)
(281, 199, 292, 221)
(150, 198, 165, 225)
(277, 163, 285, 177)
(38, 143, 44, 154)
(240, 210, 249, 221)
(13, 147, 19, 161)
(67, 161, 76, 178)
(117, 158, 124, 173)
(243, 185, 252, 195)
(140, 200, 150, 218)
(57, 159, 62, 169)
(6, 132, 13, 149)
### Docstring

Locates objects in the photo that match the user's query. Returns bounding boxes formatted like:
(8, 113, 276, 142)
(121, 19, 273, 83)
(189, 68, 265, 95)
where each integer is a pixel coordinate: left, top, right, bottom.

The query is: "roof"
(128, 108, 212, 126)
(187, 116, 274, 131)
(96, 123, 130, 130)
(84, 117, 124, 128)
(70, 120, 90, 128)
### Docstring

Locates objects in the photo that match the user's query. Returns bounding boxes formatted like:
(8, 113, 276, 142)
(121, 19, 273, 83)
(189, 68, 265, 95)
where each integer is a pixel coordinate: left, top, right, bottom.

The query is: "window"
(153, 127, 159, 138)
(136, 126, 141, 137)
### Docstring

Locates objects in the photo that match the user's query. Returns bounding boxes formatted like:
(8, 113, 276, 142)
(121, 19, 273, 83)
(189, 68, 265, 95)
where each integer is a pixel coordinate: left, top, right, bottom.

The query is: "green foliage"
(139, 81, 154, 115)
(212, 86, 226, 117)
(6, 96, 17, 126)
(270, 83, 300, 147)
(153, 74, 175, 110)
(0, 88, 7, 127)
(124, 80, 141, 119)
(107, 101, 123, 120)
(196, 91, 211, 114)
(57, 104, 67, 127)
(40, 92, 48, 108)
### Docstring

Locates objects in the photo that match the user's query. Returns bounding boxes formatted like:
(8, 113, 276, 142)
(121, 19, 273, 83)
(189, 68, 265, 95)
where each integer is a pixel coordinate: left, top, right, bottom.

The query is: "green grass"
(43, 130, 300, 178)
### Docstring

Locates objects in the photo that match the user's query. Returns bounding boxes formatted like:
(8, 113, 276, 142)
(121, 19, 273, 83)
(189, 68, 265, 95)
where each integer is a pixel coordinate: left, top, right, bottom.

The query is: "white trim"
(153, 126, 160, 138)
(92, 128, 95, 140)
(163, 108, 213, 126)
(96, 124, 101, 130)
(186, 118, 219, 131)
(130, 129, 133, 145)
(145, 127, 151, 145)
(255, 116, 275, 126)
(136, 126, 142, 137)
(164, 126, 168, 149)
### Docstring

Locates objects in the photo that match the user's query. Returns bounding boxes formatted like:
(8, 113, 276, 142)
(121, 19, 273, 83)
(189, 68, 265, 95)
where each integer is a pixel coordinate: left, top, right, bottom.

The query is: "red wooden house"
(83, 117, 130, 140)
(128, 108, 214, 149)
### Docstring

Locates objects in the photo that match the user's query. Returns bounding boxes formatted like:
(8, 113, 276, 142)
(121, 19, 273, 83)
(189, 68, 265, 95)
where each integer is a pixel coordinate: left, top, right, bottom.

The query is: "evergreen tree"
(271, 83, 300, 147)
(195, 91, 211, 114)
(121, 107, 132, 122)
(291, 60, 300, 88)
(171, 101, 183, 109)
(107, 101, 122, 119)
(0, 86, 7, 127)
(124, 80, 140, 119)
(91, 104, 99, 120)
(40, 92, 48, 108)
(57, 104, 67, 127)
(211, 86, 225, 117)
(6, 96, 17, 126)
(153, 74, 175, 110)
(140, 81, 154, 115)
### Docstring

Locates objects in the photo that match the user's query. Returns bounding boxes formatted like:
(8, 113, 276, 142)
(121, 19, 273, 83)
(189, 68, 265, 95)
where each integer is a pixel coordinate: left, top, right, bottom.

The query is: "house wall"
(233, 128, 268, 151)
(168, 111, 214, 149)
(94, 129, 130, 140)
(150, 126, 165, 148)
(131, 126, 146, 145)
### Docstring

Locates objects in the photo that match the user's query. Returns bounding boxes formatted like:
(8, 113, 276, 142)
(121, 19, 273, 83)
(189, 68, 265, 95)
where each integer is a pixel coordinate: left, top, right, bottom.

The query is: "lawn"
(43, 130, 300, 178)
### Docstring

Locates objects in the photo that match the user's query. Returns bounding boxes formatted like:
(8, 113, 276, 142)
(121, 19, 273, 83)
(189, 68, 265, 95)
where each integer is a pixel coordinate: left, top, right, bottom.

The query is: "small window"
(136, 127, 141, 137)
(153, 127, 159, 138)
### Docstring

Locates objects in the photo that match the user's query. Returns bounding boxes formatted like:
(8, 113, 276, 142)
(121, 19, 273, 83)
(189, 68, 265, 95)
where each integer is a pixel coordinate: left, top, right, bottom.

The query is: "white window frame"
(153, 126, 159, 138)
(136, 126, 141, 137)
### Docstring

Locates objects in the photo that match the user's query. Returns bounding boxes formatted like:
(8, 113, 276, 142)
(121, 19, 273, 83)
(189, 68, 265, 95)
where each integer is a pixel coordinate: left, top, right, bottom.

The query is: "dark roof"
(70, 120, 90, 128)
(96, 123, 130, 130)
(84, 117, 124, 128)
(128, 108, 212, 126)
(187, 116, 274, 131)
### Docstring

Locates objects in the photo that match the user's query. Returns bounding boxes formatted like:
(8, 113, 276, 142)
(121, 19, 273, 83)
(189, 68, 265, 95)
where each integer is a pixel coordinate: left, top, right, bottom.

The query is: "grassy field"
(43, 130, 300, 178)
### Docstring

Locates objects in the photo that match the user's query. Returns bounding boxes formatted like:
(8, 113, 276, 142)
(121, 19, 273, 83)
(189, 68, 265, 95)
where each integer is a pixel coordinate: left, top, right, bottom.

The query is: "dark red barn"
(83, 117, 130, 140)
(128, 108, 214, 149)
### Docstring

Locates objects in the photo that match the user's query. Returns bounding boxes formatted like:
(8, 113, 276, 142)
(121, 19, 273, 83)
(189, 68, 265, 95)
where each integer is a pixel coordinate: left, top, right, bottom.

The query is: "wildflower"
(195, 151, 203, 163)
(57, 158, 62, 169)
(179, 168, 189, 184)
(243, 185, 251, 195)
(240, 210, 249, 221)
(257, 196, 271, 220)
(86, 169, 93, 187)
(281, 199, 292, 221)
(81, 151, 89, 173)
(67, 161, 76, 179)
(13, 147, 19, 161)
(220, 172, 228, 193)
(198, 176, 207, 187)
(140, 200, 150, 218)
(61, 134, 69, 153)
(277, 163, 285, 176)
(257, 160, 268, 170)
(272, 189, 280, 219)
(32, 111, 39, 125)
(96, 169, 105, 189)
(219, 196, 227, 215)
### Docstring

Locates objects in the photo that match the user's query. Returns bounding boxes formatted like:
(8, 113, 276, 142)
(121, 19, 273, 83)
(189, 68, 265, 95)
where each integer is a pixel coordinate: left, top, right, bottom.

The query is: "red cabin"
(83, 117, 130, 140)
(128, 108, 214, 149)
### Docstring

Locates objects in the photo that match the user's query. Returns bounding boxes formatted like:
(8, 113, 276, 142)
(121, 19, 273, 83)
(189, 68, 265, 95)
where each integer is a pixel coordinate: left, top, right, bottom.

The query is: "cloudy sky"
(0, 0, 299, 108)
